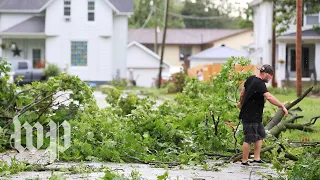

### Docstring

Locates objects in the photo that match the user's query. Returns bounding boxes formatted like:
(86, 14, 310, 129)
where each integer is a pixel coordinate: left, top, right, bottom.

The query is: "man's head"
(258, 64, 274, 83)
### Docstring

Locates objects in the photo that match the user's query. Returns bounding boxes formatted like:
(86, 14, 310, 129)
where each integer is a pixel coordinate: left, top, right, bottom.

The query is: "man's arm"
(263, 92, 288, 115)
(237, 87, 245, 109)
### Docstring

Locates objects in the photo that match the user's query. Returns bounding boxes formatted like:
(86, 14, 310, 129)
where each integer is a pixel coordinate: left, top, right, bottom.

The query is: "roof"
(189, 44, 248, 60)
(0, 0, 49, 11)
(128, 28, 251, 45)
(109, 0, 133, 13)
(0, 0, 133, 13)
(127, 41, 171, 68)
(282, 29, 320, 37)
(2, 16, 45, 33)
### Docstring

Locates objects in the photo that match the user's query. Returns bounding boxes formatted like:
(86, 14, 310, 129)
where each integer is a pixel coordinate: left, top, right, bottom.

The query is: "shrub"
(44, 63, 60, 79)
(109, 78, 128, 88)
(167, 71, 186, 93)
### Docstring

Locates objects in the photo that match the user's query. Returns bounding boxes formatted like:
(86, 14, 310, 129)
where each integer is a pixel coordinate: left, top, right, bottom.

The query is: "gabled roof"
(2, 16, 45, 33)
(127, 41, 171, 68)
(189, 44, 248, 60)
(0, 0, 133, 14)
(128, 28, 251, 45)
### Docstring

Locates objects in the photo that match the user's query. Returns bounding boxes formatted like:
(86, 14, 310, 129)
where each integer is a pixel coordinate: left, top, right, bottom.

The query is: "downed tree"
(265, 86, 313, 130)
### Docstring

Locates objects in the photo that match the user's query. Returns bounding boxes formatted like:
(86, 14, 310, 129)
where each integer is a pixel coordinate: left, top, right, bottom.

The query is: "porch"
(0, 38, 46, 70)
(276, 29, 320, 87)
(0, 16, 46, 71)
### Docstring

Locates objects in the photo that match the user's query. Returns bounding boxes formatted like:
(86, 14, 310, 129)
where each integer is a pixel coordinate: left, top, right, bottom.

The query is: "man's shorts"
(242, 122, 266, 143)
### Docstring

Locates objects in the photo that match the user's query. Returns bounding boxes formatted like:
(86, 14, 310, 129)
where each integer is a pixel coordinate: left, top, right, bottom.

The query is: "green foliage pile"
(0, 57, 95, 151)
(60, 57, 252, 164)
(1, 56, 319, 179)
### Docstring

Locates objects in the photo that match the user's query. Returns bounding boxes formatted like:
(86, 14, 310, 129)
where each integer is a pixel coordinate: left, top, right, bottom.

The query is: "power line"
(155, 8, 234, 20)
(168, 11, 231, 20)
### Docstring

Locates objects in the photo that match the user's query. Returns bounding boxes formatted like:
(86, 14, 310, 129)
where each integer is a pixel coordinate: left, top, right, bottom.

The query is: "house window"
(88, 1, 95, 21)
(71, 41, 87, 66)
(306, 4, 319, 25)
(64, 0, 71, 16)
(179, 46, 192, 60)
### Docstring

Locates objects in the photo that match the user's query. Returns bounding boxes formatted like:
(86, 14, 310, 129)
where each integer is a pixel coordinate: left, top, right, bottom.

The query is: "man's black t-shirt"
(239, 75, 268, 123)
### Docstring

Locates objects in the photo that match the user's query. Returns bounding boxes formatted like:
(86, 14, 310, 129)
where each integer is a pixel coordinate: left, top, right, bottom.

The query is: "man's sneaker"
(241, 161, 250, 166)
(252, 159, 264, 164)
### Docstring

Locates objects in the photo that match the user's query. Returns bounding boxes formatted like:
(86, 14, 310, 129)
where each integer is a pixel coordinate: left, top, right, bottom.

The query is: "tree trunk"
(265, 86, 313, 130)
(269, 115, 303, 138)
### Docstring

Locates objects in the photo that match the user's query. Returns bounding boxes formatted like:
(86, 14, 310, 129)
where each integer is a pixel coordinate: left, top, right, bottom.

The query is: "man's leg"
(254, 140, 262, 160)
(242, 142, 251, 163)
(254, 122, 266, 161)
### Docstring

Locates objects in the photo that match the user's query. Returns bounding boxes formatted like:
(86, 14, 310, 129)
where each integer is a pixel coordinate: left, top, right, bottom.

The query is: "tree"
(237, 3, 254, 29)
(181, 0, 226, 28)
(181, 0, 249, 29)
(268, 0, 320, 35)
(129, 0, 185, 28)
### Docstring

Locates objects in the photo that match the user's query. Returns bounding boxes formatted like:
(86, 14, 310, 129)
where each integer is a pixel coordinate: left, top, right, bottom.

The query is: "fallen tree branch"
(5, 88, 33, 111)
(269, 115, 304, 138)
(17, 92, 55, 116)
(284, 124, 314, 132)
(265, 86, 313, 130)
(123, 154, 182, 167)
(308, 116, 320, 125)
(204, 152, 232, 158)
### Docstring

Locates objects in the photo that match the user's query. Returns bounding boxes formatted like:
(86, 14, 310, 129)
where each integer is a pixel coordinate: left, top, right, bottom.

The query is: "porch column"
(315, 43, 320, 82)
(276, 42, 286, 87)
(0, 38, 2, 58)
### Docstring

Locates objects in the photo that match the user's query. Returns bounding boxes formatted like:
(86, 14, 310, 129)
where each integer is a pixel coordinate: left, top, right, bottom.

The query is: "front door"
(32, 49, 41, 68)
(288, 47, 310, 78)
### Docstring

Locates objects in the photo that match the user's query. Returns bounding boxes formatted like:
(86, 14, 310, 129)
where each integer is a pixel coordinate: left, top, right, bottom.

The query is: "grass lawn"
(266, 91, 320, 141)
(124, 86, 178, 100)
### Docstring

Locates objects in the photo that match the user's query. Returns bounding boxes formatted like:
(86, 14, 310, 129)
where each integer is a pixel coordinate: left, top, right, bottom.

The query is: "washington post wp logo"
(10, 116, 71, 162)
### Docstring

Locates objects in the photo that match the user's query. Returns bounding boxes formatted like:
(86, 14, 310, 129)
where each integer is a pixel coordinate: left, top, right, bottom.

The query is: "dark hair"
(258, 64, 274, 75)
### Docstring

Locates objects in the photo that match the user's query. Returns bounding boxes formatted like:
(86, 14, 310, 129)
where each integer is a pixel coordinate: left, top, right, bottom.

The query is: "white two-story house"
(250, 0, 320, 87)
(0, 0, 133, 84)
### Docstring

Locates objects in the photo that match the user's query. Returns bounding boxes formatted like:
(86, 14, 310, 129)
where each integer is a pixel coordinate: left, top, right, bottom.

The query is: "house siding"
(213, 30, 254, 50)
(45, 0, 114, 82)
(253, 2, 273, 66)
(112, 15, 128, 79)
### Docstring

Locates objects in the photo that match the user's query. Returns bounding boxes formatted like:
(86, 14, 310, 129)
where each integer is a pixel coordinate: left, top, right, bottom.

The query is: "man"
(237, 64, 288, 166)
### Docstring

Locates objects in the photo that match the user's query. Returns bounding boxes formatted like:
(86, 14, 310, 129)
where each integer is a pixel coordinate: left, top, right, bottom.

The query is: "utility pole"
(296, 0, 302, 96)
(271, 0, 277, 88)
(157, 0, 169, 89)
(154, 0, 158, 54)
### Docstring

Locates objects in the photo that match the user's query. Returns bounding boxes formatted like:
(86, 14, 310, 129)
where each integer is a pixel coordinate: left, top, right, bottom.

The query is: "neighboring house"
(127, 41, 170, 87)
(128, 28, 253, 73)
(0, 0, 133, 84)
(189, 44, 248, 68)
(250, 0, 320, 87)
